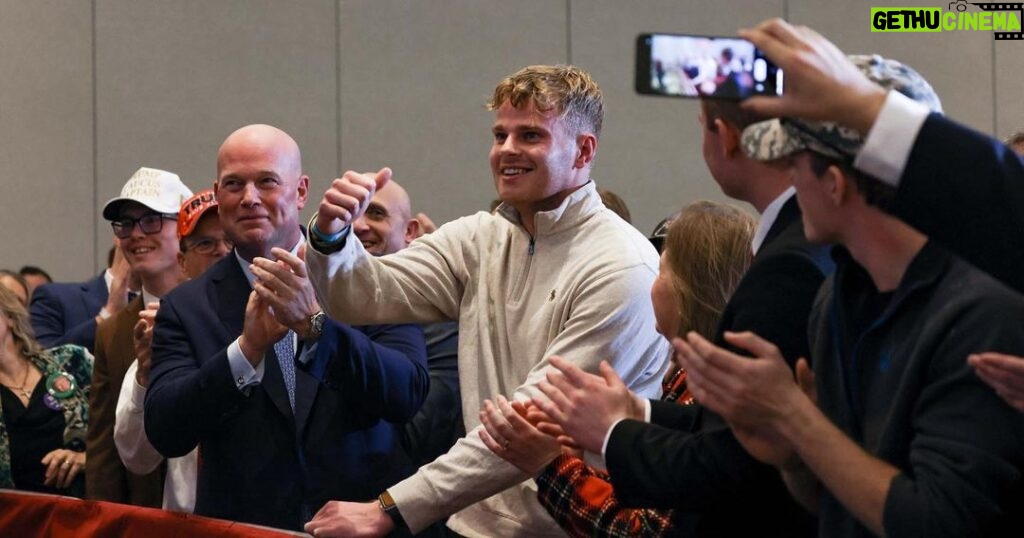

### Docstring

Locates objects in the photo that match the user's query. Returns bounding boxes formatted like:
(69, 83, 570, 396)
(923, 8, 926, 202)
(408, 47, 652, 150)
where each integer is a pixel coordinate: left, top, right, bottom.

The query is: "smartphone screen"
(635, 33, 782, 99)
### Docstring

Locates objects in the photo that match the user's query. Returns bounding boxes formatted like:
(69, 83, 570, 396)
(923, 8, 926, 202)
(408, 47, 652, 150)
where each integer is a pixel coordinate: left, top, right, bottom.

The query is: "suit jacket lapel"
(210, 257, 247, 338)
(263, 344, 295, 422)
(293, 343, 317, 437)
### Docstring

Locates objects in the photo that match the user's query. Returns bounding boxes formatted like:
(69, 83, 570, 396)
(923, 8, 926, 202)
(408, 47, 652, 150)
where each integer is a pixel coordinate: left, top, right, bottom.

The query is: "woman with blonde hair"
(0, 285, 92, 495)
(480, 200, 755, 537)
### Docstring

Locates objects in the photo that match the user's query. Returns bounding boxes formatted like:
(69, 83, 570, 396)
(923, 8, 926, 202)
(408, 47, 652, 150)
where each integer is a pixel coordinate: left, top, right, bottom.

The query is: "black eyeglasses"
(181, 237, 234, 255)
(110, 213, 177, 239)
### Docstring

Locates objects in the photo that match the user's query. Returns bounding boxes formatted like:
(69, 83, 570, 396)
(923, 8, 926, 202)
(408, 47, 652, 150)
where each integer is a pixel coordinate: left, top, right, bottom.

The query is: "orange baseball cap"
(177, 189, 218, 239)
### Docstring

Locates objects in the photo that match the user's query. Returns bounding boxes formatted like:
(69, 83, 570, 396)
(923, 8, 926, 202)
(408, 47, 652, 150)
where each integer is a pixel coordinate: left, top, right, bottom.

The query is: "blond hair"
(665, 201, 755, 340)
(1006, 130, 1024, 156)
(0, 286, 42, 357)
(487, 65, 603, 139)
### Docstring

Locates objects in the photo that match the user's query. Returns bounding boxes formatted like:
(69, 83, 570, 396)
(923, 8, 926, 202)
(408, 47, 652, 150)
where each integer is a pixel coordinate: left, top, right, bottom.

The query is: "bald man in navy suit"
(145, 124, 428, 531)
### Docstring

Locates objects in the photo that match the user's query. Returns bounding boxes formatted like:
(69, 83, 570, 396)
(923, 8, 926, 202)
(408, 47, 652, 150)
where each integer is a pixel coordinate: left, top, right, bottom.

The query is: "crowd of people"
(2, 18, 1024, 538)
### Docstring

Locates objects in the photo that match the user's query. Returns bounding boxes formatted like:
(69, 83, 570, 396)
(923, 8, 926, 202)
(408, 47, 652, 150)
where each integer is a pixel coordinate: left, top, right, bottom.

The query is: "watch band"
(307, 214, 349, 254)
(378, 490, 408, 530)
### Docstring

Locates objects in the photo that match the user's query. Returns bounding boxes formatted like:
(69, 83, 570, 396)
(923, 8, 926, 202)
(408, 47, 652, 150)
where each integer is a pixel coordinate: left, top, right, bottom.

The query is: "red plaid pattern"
(534, 366, 695, 537)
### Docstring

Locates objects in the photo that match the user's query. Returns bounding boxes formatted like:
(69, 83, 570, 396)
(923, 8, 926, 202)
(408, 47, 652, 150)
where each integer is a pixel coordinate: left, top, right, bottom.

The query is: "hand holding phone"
(635, 33, 783, 100)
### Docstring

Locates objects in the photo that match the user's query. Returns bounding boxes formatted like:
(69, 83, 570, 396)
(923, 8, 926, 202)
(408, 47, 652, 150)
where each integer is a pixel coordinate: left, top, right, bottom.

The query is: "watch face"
(311, 311, 326, 334)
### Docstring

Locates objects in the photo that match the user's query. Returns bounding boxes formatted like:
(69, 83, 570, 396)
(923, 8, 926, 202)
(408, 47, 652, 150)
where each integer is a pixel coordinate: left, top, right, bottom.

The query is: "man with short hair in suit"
(86, 167, 192, 506)
(144, 124, 429, 531)
(29, 243, 136, 353)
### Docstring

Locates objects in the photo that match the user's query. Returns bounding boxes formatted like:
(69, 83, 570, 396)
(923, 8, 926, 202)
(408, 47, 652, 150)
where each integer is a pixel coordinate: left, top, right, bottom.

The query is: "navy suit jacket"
(144, 254, 428, 531)
(605, 198, 831, 537)
(893, 113, 1024, 294)
(29, 271, 109, 352)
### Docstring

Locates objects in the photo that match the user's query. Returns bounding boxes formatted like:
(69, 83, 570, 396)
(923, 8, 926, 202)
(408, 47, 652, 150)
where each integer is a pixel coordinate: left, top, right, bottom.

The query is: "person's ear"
(405, 218, 422, 245)
(822, 164, 849, 207)
(717, 119, 741, 157)
(295, 175, 310, 210)
(574, 134, 597, 169)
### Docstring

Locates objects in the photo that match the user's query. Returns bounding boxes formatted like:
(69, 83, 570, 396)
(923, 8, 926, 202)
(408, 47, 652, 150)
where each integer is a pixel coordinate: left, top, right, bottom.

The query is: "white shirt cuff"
(227, 338, 264, 390)
(600, 399, 652, 459)
(129, 376, 147, 408)
(854, 90, 931, 187)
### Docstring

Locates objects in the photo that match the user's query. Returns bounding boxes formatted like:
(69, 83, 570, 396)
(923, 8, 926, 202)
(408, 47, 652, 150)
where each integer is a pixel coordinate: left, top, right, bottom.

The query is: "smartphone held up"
(635, 33, 783, 100)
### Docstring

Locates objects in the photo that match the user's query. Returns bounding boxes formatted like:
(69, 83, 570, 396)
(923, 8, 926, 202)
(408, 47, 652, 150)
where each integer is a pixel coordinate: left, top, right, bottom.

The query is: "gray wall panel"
(0, 1, 94, 280)
(1, 1, 1016, 281)
(789, 0, 995, 134)
(337, 0, 568, 225)
(569, 0, 785, 234)
(95, 0, 337, 268)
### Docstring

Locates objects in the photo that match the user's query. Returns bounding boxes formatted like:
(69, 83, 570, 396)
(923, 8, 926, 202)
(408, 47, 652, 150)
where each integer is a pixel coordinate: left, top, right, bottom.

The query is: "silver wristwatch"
(306, 310, 326, 340)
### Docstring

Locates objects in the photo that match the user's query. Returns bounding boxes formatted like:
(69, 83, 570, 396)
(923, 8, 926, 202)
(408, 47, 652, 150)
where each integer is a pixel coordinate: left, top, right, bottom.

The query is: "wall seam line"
(92, 0, 99, 271)
(566, 0, 572, 63)
(336, 0, 343, 174)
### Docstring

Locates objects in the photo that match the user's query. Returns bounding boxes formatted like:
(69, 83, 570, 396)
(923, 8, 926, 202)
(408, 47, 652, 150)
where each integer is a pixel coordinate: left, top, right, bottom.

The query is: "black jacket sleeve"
(893, 113, 1024, 293)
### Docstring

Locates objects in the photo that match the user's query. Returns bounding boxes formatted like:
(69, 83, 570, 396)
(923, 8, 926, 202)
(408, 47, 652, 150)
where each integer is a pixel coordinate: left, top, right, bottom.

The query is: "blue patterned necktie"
(273, 330, 296, 411)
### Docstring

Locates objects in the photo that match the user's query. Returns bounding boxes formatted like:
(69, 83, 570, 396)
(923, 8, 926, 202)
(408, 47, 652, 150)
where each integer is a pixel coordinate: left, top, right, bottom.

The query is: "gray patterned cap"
(741, 54, 943, 162)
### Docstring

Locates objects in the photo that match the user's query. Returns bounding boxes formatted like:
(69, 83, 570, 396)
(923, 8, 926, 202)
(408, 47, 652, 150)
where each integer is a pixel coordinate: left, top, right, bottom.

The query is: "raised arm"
(307, 261, 669, 536)
(739, 18, 1024, 292)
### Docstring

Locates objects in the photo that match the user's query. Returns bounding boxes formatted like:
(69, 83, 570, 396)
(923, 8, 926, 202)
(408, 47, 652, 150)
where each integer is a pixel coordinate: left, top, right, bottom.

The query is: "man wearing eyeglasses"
(86, 166, 192, 507)
(176, 188, 234, 279)
(111, 188, 232, 513)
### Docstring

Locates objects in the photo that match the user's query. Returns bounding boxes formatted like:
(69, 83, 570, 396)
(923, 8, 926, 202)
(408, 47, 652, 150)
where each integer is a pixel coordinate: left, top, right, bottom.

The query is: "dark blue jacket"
(893, 113, 1024, 293)
(145, 254, 428, 531)
(29, 271, 108, 352)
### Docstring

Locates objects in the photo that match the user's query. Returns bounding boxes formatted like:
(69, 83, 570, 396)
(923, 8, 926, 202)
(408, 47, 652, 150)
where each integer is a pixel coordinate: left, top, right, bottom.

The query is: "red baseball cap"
(177, 189, 218, 239)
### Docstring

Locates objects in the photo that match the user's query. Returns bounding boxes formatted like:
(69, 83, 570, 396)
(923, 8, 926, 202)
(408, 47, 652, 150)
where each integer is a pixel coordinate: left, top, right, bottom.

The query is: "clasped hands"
(477, 334, 819, 475)
(479, 357, 647, 475)
(673, 330, 816, 470)
(239, 246, 321, 364)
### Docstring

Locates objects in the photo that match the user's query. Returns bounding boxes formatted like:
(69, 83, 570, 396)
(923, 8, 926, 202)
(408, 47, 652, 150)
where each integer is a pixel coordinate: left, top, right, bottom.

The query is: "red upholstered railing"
(0, 490, 305, 537)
